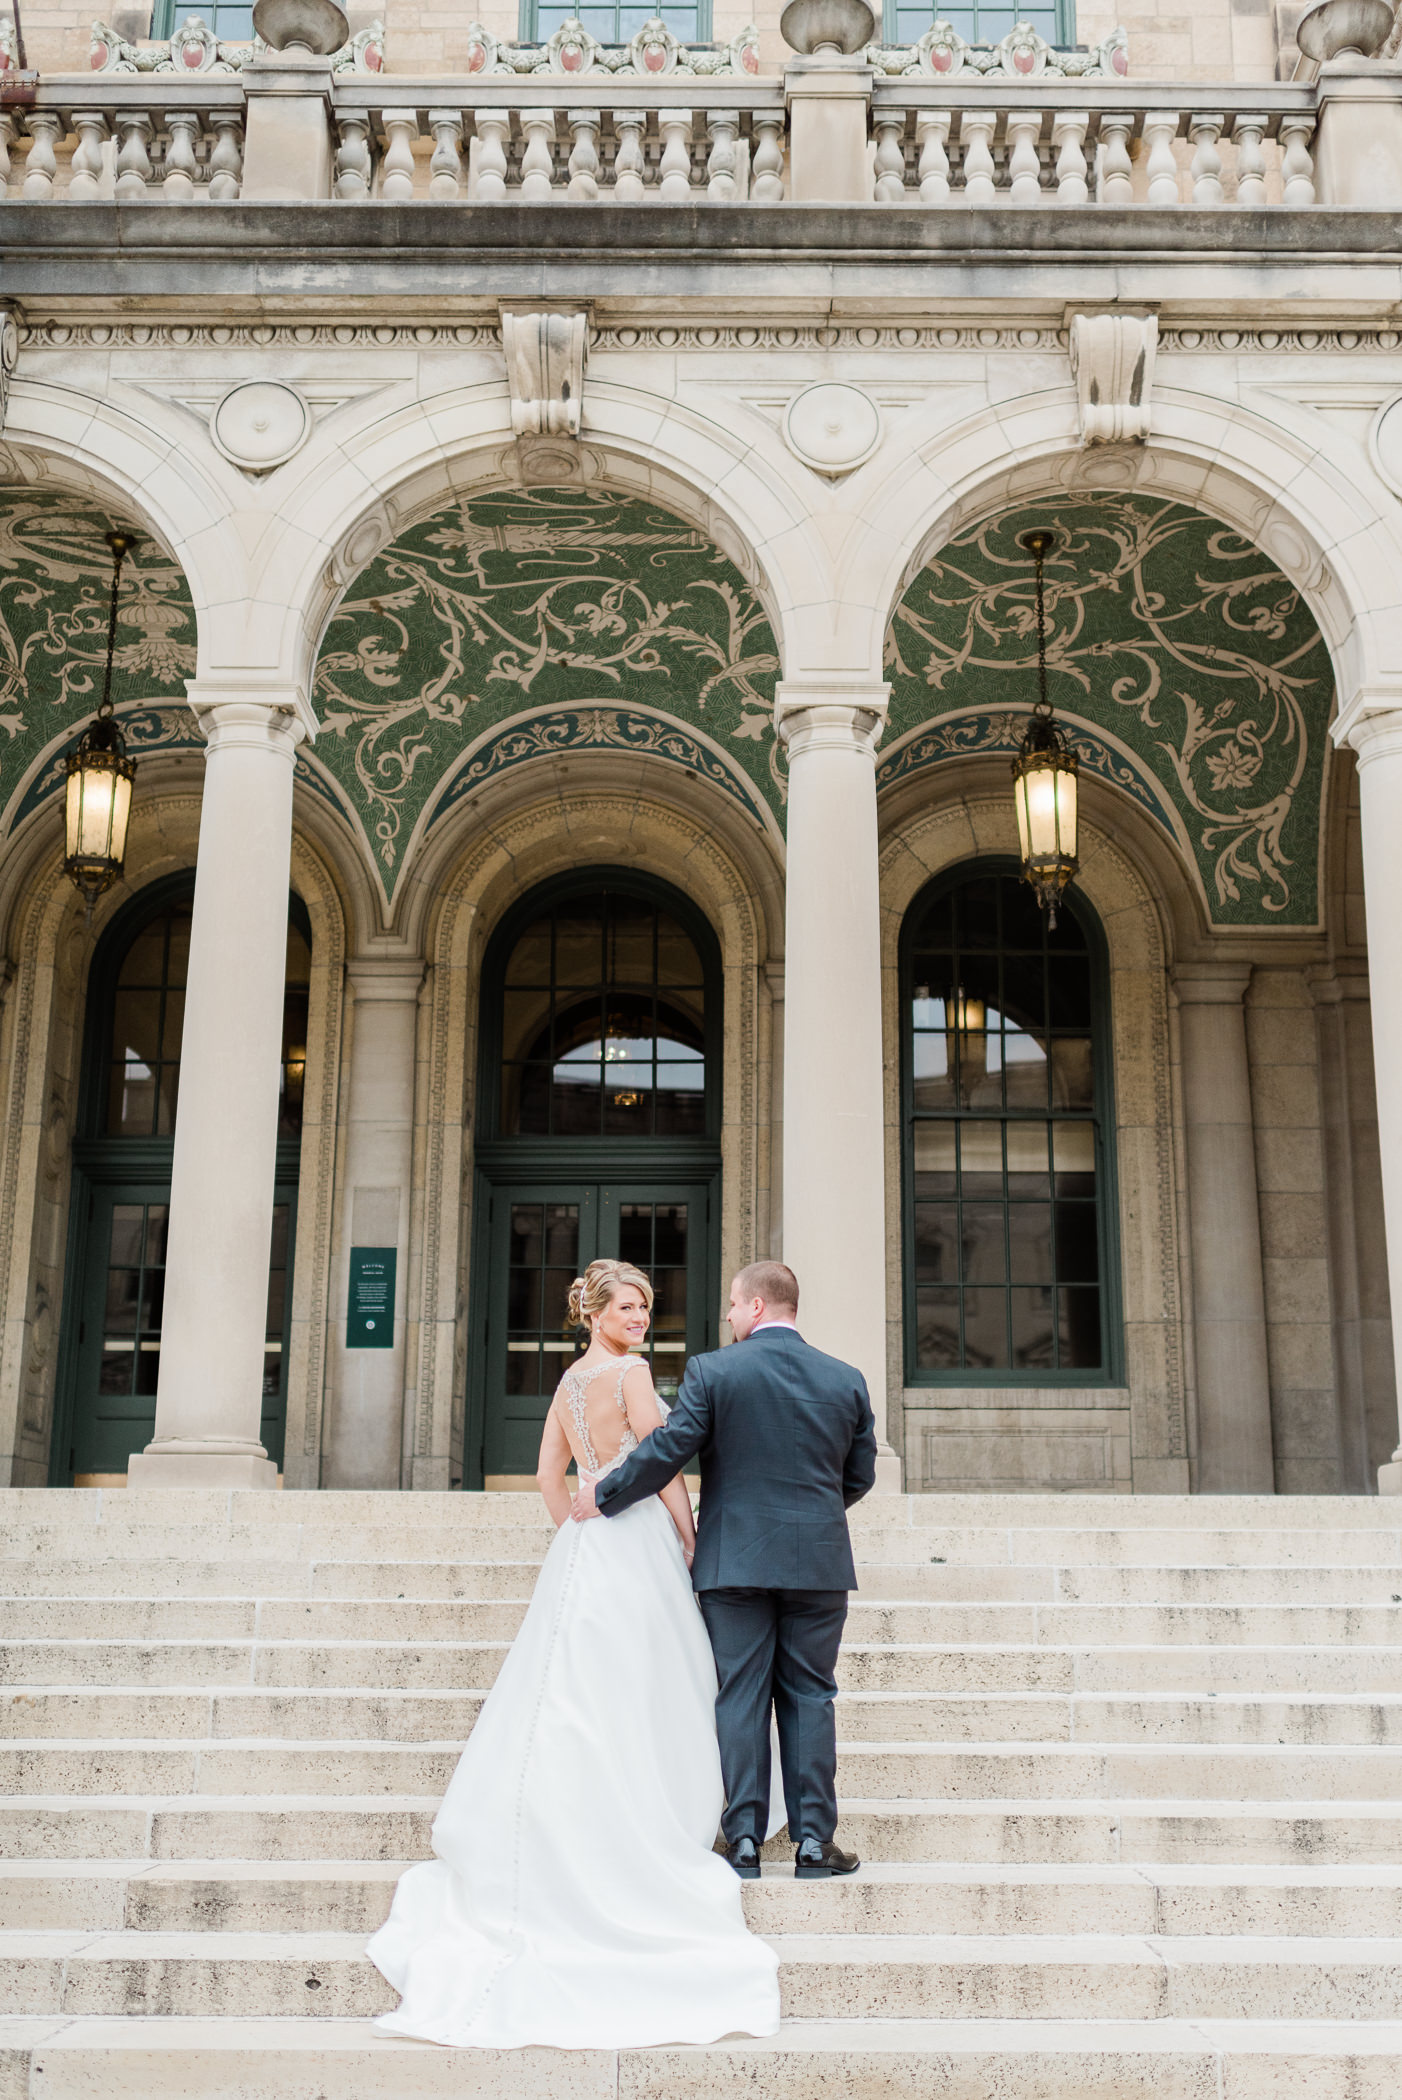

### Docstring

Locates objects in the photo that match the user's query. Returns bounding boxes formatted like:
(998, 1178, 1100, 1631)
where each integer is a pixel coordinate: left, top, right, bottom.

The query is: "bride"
(367, 1257, 781, 2049)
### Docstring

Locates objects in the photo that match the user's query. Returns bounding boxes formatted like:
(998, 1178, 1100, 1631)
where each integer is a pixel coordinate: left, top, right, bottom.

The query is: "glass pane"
(960, 1204, 1006, 1284)
(608, 897, 654, 985)
(555, 908, 603, 987)
(144, 1206, 169, 1265)
(112, 990, 161, 1070)
(1011, 1286, 1056, 1370)
(104, 1267, 140, 1335)
(913, 1203, 955, 1283)
(502, 988, 551, 1062)
(1053, 1121, 1096, 1195)
(957, 877, 1000, 949)
(285, 924, 311, 986)
(510, 1203, 544, 1268)
(998, 877, 1047, 951)
(1001, 952, 1046, 1033)
(1008, 1204, 1053, 1284)
(657, 914, 703, 986)
(109, 1204, 145, 1268)
(1049, 1038, 1094, 1113)
(653, 1203, 687, 1265)
(1055, 1201, 1099, 1284)
(505, 918, 552, 985)
(1059, 1287, 1102, 1368)
(1003, 1027, 1049, 1111)
(915, 1286, 959, 1370)
(618, 1203, 653, 1267)
(119, 923, 168, 986)
(1047, 954, 1092, 1029)
(1005, 1123, 1049, 1195)
(543, 1205, 578, 1266)
(913, 1122, 956, 1192)
(958, 1122, 1004, 1195)
(508, 1265, 543, 1330)
(543, 1267, 577, 1337)
(155, 1063, 180, 1138)
(962, 1287, 1009, 1368)
(912, 1028, 954, 1111)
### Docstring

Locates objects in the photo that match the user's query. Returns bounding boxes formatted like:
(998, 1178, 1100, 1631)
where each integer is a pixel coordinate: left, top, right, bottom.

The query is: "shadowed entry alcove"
(467, 869, 723, 1489)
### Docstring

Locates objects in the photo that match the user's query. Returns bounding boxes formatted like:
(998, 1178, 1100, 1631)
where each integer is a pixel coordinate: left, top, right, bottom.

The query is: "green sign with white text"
(347, 1247, 396, 1349)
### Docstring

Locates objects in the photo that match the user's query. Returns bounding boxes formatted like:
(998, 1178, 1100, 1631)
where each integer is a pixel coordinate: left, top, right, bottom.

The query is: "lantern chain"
(98, 531, 133, 721)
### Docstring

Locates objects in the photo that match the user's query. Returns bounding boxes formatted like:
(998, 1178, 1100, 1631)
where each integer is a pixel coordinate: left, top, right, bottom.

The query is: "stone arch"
(1, 382, 250, 671)
(407, 780, 779, 1486)
(0, 785, 348, 1487)
(877, 477, 1339, 936)
(297, 475, 790, 918)
(246, 379, 832, 696)
(845, 388, 1402, 705)
(878, 793, 1191, 1496)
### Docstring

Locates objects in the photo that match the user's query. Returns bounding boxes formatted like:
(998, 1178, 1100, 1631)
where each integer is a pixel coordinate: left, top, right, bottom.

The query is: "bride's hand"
(683, 1545, 695, 1570)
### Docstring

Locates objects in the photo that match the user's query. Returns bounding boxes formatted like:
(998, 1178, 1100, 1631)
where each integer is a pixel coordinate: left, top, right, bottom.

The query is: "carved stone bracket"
(500, 309, 588, 439)
(1069, 311, 1158, 445)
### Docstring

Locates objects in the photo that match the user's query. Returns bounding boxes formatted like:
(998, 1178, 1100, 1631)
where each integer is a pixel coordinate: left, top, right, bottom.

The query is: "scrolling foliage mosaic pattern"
(887, 495, 1333, 926)
(0, 493, 195, 824)
(313, 489, 783, 886)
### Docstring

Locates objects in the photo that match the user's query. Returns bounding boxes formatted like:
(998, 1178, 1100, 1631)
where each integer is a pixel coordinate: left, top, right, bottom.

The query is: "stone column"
(128, 692, 309, 1489)
(777, 682, 901, 1489)
(1174, 964, 1275, 1493)
(1338, 710, 1402, 1491)
(784, 61, 875, 202)
(322, 958, 423, 1491)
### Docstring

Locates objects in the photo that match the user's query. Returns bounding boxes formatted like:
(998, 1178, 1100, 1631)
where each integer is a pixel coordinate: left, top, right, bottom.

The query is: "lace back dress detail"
(558, 1356, 638, 1481)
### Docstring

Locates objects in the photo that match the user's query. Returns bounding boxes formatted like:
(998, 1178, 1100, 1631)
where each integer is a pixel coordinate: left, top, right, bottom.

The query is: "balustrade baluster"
(612, 111, 646, 203)
(1143, 110, 1181, 206)
(915, 109, 951, 205)
(69, 111, 109, 200)
(428, 110, 464, 201)
(959, 112, 996, 206)
(162, 111, 200, 203)
(658, 110, 692, 203)
(1233, 113, 1267, 206)
(873, 110, 907, 203)
(334, 113, 372, 199)
(207, 111, 243, 201)
(567, 109, 601, 200)
(706, 110, 740, 201)
(114, 111, 153, 202)
(1279, 113, 1316, 208)
(1189, 113, 1225, 206)
(22, 113, 61, 201)
(1097, 113, 1134, 204)
(381, 110, 419, 202)
(751, 112, 784, 202)
(1051, 111, 1088, 207)
(0, 113, 14, 195)
(520, 110, 557, 201)
(1007, 109, 1043, 206)
(474, 113, 510, 202)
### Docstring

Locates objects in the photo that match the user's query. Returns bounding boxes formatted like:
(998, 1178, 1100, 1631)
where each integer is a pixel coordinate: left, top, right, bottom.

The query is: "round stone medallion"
(211, 381, 311, 471)
(782, 382, 882, 476)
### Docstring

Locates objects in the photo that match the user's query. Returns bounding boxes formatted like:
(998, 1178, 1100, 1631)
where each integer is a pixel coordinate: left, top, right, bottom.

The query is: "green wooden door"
(480, 1180, 711, 1479)
(63, 1178, 297, 1479)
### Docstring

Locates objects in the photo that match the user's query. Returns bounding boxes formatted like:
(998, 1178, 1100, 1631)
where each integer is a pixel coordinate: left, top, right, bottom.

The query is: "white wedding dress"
(366, 1356, 781, 2049)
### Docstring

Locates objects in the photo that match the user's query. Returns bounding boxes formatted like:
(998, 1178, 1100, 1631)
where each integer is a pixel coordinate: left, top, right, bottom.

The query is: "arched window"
(54, 877, 311, 1483)
(901, 865, 1119, 1381)
(471, 873, 722, 1485)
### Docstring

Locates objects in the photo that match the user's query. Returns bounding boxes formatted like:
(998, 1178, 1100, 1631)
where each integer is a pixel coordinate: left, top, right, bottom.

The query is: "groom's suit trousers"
(698, 1587, 848, 1847)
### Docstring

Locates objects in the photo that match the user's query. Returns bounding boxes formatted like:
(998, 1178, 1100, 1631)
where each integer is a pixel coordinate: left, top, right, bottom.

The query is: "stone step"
(10, 1636, 1402, 1695)
(8, 1927, 1402, 2022)
(12, 1557, 1402, 1605)
(3, 2013, 1402, 2100)
(9, 1795, 1402, 1865)
(10, 1685, 1402, 1746)
(8, 1738, 1402, 1802)
(9, 1860, 1402, 1939)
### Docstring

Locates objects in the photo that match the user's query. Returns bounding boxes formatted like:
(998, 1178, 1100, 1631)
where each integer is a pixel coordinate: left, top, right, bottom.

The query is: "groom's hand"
(570, 1480, 600, 1522)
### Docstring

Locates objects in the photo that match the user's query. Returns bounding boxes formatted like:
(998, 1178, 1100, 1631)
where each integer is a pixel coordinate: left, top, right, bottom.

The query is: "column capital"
(1330, 686, 1402, 762)
(1170, 960, 1252, 1007)
(775, 681, 889, 759)
(186, 681, 317, 754)
(347, 957, 427, 1003)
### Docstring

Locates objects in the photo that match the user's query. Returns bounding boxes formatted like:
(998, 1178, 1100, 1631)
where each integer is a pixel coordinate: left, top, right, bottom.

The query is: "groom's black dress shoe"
(723, 1836, 761, 1879)
(794, 1839, 860, 1879)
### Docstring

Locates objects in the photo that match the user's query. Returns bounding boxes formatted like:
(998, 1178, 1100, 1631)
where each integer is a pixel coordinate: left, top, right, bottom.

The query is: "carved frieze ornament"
(500, 310, 588, 439)
(1069, 311, 1157, 445)
(0, 302, 17, 435)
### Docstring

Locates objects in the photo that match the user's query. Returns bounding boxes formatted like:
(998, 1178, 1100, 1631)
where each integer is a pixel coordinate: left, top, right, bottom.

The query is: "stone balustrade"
(0, 69, 1335, 210)
(868, 83, 1318, 209)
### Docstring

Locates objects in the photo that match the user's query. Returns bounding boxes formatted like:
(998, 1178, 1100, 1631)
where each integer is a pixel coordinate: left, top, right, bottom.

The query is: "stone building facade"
(2, 0, 1402, 1502)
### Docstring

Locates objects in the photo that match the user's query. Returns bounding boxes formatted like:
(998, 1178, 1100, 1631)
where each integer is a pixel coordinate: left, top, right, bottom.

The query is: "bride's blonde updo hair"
(567, 1259, 654, 1331)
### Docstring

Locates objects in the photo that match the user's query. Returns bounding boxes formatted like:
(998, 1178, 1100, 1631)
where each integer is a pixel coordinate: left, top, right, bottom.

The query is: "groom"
(571, 1260, 877, 1880)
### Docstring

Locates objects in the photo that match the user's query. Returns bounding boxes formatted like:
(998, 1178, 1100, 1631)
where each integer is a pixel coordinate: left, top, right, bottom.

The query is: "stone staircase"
(4, 1486, 1402, 2095)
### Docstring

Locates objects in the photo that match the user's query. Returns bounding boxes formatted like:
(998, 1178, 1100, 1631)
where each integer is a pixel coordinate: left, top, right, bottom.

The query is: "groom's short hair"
(734, 1261, 799, 1314)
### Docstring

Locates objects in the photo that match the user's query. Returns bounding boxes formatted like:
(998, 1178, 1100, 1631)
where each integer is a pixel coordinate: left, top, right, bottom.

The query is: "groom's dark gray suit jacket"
(592, 1326, 878, 1590)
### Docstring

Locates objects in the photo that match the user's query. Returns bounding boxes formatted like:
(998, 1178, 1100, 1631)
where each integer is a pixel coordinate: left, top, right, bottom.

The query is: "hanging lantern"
(64, 531, 137, 906)
(1011, 527, 1078, 926)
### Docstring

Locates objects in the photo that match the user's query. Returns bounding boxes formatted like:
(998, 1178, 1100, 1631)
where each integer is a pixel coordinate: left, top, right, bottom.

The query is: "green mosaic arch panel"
(0, 493, 196, 833)
(886, 493, 1334, 928)
(313, 488, 784, 896)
